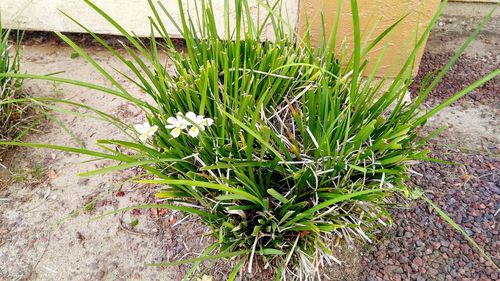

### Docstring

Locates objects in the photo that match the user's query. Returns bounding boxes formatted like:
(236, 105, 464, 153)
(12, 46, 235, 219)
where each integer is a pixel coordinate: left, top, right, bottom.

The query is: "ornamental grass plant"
(0, 0, 498, 279)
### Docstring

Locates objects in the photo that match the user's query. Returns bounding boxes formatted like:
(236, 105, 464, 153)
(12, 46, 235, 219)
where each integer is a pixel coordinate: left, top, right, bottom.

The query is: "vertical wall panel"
(298, 0, 441, 77)
(1, 0, 299, 39)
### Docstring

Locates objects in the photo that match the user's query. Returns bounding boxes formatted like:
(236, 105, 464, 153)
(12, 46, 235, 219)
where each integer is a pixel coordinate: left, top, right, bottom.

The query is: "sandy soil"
(0, 44, 210, 281)
(0, 36, 498, 281)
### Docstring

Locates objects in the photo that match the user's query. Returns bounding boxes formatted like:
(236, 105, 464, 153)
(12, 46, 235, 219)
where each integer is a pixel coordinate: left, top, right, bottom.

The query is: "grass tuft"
(0, 28, 41, 157)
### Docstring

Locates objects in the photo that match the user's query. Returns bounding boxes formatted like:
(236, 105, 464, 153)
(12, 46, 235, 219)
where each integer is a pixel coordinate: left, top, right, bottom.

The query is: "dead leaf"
(47, 170, 58, 179)
(487, 163, 496, 170)
(150, 208, 158, 219)
(168, 215, 177, 225)
(159, 209, 169, 216)
(197, 275, 213, 281)
(115, 191, 125, 197)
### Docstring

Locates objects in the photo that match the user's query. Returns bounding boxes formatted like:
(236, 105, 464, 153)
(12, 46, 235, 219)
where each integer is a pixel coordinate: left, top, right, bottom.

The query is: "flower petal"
(188, 126, 200, 138)
(139, 134, 149, 142)
(204, 118, 214, 126)
(178, 120, 189, 129)
(134, 124, 146, 134)
(167, 116, 178, 125)
(170, 127, 181, 138)
(147, 125, 159, 136)
(185, 112, 197, 122)
(174, 114, 188, 129)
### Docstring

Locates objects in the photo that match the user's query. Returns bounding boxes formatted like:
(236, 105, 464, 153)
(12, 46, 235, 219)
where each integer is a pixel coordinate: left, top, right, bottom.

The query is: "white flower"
(185, 112, 214, 138)
(183, 112, 197, 124)
(134, 121, 158, 142)
(165, 112, 189, 138)
(166, 111, 214, 139)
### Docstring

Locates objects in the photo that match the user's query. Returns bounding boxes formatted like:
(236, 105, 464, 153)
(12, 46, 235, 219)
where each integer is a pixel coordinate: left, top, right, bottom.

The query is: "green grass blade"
(421, 195, 499, 270)
(91, 203, 210, 220)
(0, 141, 133, 162)
(138, 179, 265, 207)
(78, 159, 182, 177)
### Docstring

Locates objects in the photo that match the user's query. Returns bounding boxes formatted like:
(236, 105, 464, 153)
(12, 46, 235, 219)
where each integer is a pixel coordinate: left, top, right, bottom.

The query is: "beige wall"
(1, 0, 299, 39)
(298, 0, 441, 77)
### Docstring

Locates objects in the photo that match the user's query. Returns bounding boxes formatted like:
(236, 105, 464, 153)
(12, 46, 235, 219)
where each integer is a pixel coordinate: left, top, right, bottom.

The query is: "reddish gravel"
(409, 51, 499, 107)
(360, 40, 500, 280)
(361, 148, 499, 280)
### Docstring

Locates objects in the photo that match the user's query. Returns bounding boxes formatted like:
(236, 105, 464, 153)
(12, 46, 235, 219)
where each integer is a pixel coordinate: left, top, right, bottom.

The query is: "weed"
(84, 201, 96, 212)
(9, 164, 48, 187)
(0, 27, 41, 156)
(130, 219, 139, 227)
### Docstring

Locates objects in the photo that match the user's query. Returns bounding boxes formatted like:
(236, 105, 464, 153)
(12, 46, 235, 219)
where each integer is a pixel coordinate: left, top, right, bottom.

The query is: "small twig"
(30, 230, 53, 278)
(171, 214, 191, 228)
(118, 212, 157, 236)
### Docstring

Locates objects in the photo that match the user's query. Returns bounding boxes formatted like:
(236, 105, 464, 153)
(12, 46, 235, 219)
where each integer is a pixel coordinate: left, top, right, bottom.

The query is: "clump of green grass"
(0, 28, 38, 156)
(0, 0, 498, 279)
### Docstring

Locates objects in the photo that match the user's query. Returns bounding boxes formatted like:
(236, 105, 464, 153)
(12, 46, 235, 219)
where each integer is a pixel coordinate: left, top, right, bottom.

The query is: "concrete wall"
(1, 0, 300, 39)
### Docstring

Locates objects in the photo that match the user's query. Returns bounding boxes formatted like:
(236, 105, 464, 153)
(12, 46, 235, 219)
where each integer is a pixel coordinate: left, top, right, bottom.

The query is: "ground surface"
(1, 9, 499, 281)
(360, 6, 500, 280)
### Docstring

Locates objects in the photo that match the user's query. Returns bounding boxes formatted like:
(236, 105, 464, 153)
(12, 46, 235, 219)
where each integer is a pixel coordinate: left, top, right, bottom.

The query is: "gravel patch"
(361, 148, 499, 280)
(361, 48, 499, 279)
(409, 52, 499, 107)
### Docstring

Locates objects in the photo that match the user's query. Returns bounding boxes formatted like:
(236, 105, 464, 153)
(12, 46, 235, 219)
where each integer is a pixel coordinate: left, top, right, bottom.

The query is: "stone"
(431, 242, 441, 250)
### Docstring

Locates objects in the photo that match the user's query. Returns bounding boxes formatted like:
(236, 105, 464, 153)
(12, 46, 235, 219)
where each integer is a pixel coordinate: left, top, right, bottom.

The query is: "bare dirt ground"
(0, 44, 165, 281)
(1, 6, 499, 280)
